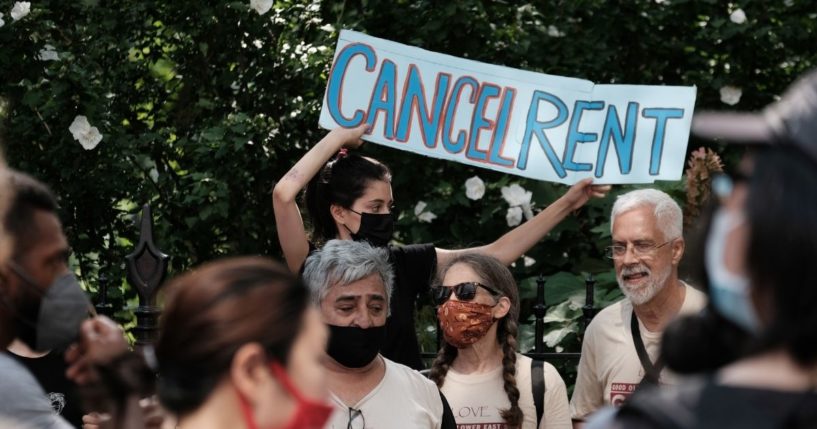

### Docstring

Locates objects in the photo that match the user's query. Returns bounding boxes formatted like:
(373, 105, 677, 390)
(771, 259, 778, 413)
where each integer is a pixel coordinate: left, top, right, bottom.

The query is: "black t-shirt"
(612, 378, 817, 429)
(9, 350, 84, 428)
(303, 242, 437, 370)
(382, 243, 437, 370)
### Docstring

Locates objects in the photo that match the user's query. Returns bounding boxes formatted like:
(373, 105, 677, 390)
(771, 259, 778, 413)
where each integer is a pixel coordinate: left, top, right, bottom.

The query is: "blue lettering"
(563, 100, 604, 172)
(395, 67, 450, 147)
(595, 103, 639, 178)
(442, 76, 479, 153)
(366, 59, 398, 140)
(518, 91, 568, 178)
(488, 87, 517, 167)
(642, 108, 685, 175)
(466, 84, 501, 161)
(326, 43, 376, 127)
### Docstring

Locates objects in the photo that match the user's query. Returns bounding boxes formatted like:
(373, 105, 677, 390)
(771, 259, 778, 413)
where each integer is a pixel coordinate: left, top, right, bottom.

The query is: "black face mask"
(345, 210, 394, 248)
(326, 324, 386, 368)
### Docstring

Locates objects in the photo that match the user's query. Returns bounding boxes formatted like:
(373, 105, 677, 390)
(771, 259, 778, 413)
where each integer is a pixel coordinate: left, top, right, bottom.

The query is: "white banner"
(319, 30, 697, 184)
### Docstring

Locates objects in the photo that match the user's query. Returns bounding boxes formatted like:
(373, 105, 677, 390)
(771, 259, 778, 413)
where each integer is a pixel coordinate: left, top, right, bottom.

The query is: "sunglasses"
(431, 282, 501, 306)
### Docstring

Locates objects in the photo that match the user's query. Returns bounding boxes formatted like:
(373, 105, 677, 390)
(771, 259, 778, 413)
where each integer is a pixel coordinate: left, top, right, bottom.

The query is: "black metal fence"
(103, 204, 598, 361)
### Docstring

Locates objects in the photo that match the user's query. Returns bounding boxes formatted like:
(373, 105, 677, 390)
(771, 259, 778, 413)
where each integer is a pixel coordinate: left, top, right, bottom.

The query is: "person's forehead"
(442, 263, 481, 284)
(19, 210, 67, 260)
(612, 206, 661, 240)
(327, 273, 386, 298)
(359, 180, 393, 201)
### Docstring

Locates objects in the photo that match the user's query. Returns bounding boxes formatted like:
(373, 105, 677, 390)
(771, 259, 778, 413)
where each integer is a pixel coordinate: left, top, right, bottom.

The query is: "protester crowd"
(2, 65, 816, 429)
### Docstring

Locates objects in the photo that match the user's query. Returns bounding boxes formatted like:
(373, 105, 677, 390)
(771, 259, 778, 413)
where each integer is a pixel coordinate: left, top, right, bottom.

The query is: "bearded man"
(569, 189, 706, 427)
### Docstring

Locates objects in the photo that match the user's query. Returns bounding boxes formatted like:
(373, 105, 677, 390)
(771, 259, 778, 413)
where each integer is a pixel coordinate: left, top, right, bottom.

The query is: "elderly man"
(570, 189, 706, 426)
(303, 239, 455, 429)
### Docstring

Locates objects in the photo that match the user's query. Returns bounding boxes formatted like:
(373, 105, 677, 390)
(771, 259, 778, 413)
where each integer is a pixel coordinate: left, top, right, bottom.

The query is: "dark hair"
(746, 146, 817, 365)
(663, 146, 817, 371)
(304, 153, 391, 244)
(3, 170, 59, 256)
(155, 257, 309, 415)
(428, 253, 523, 428)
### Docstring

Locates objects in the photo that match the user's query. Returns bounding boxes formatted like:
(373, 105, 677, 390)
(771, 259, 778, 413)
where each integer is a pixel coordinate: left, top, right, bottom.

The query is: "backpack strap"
(631, 310, 664, 387)
(531, 359, 545, 426)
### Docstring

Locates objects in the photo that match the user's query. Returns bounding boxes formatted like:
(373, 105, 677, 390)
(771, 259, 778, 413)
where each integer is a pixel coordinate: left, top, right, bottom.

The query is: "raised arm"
(436, 178, 610, 269)
(272, 125, 368, 272)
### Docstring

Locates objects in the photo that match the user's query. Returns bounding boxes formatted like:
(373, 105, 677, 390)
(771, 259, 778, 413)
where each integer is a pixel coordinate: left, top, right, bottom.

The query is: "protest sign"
(319, 30, 697, 184)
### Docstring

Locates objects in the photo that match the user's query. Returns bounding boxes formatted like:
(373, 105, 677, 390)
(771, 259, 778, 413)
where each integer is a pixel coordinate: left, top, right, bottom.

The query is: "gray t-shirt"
(0, 352, 73, 429)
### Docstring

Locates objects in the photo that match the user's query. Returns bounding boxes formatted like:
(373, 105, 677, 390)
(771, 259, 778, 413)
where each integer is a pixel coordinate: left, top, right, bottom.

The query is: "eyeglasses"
(604, 239, 676, 260)
(711, 171, 751, 200)
(431, 282, 501, 305)
(347, 407, 365, 429)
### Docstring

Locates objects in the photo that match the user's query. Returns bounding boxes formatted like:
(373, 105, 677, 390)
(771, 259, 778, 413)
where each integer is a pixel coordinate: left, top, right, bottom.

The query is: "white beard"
(616, 263, 672, 306)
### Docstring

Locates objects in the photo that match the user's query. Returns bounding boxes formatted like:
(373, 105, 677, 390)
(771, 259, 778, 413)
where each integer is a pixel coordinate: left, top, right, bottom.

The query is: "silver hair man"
(302, 239, 395, 311)
(609, 189, 683, 305)
(610, 188, 682, 241)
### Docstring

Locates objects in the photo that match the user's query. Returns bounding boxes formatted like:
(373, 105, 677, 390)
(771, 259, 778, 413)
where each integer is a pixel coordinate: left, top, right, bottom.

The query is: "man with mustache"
(569, 189, 706, 428)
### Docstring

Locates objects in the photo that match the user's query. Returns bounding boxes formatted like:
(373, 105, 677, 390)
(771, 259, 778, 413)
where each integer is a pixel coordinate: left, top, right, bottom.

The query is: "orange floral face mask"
(437, 300, 496, 348)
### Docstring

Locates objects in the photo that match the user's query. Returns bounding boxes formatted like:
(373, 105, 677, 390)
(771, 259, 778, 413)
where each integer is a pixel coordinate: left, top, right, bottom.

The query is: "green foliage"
(1, 1, 815, 381)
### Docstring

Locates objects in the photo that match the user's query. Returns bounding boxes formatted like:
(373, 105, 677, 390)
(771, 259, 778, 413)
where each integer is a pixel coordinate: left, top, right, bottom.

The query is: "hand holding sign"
(320, 31, 696, 185)
(329, 123, 369, 150)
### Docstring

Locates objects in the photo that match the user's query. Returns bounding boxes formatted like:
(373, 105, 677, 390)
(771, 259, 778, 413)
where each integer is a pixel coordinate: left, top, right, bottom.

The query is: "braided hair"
(429, 253, 523, 428)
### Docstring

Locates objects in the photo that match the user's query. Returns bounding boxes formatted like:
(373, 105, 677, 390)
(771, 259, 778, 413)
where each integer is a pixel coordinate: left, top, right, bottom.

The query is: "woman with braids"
(273, 125, 609, 369)
(428, 253, 571, 429)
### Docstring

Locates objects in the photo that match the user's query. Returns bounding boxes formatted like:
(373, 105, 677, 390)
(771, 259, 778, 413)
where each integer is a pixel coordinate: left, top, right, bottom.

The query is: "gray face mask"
(7, 267, 92, 352)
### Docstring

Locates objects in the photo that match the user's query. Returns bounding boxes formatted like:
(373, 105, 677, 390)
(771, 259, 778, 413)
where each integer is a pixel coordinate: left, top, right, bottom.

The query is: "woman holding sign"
(272, 124, 608, 370)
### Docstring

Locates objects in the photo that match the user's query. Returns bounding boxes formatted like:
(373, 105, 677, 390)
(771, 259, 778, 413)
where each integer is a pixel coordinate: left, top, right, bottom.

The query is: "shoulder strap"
(630, 310, 664, 386)
(531, 359, 545, 426)
(438, 390, 457, 429)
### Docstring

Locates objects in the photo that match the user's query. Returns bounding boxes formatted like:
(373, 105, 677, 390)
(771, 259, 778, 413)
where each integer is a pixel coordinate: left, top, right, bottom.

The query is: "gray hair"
(302, 239, 394, 311)
(610, 189, 683, 240)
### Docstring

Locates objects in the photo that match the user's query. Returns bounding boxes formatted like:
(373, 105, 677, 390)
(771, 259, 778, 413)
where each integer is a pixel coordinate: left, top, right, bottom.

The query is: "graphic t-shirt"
(325, 357, 445, 428)
(9, 350, 84, 428)
(440, 354, 571, 429)
(570, 283, 706, 420)
(304, 242, 437, 370)
(0, 352, 73, 429)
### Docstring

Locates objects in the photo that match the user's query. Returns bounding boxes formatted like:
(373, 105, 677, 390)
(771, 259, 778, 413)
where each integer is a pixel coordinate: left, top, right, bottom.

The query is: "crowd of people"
(1, 67, 816, 429)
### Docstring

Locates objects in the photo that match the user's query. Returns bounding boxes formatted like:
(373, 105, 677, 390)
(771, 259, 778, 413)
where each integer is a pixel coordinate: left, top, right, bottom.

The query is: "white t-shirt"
(325, 356, 444, 429)
(569, 283, 706, 420)
(440, 353, 571, 429)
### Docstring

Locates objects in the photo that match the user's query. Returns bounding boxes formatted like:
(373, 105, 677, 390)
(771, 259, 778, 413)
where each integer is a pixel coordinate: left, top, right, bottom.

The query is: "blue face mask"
(705, 208, 760, 334)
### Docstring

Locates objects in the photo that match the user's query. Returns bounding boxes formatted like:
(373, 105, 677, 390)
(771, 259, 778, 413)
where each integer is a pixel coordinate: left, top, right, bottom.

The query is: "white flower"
(249, 0, 272, 15)
(506, 206, 523, 227)
(523, 256, 536, 267)
(414, 201, 437, 223)
(417, 211, 437, 223)
(10, 2, 30, 21)
(464, 176, 485, 200)
(720, 85, 742, 106)
(0, 13, 5, 28)
(38, 44, 59, 61)
(501, 184, 532, 207)
(547, 25, 565, 38)
(414, 201, 427, 216)
(730, 8, 747, 24)
(69, 116, 103, 150)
